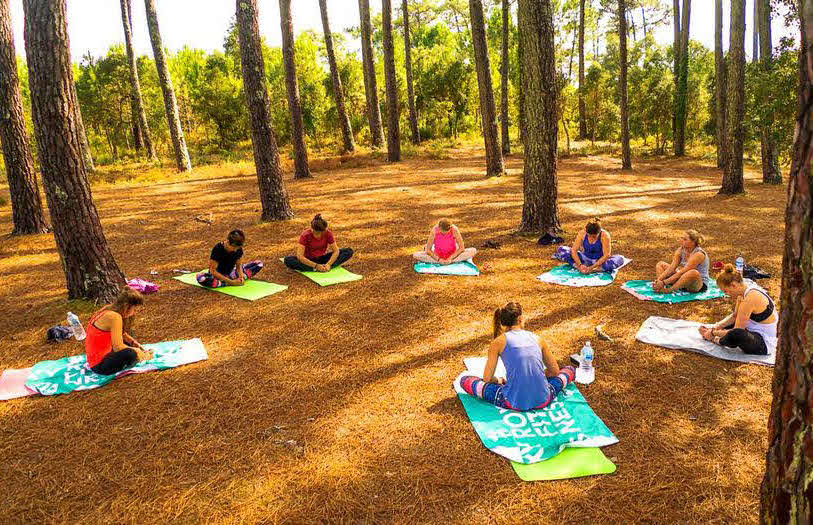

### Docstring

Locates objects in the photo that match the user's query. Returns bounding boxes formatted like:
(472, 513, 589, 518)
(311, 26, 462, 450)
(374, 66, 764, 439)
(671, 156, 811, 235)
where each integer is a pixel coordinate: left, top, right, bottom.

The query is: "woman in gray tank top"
(654, 229, 710, 294)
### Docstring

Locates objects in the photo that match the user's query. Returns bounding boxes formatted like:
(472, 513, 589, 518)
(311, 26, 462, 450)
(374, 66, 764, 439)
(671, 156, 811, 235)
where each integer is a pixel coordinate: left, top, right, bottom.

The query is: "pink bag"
(127, 278, 159, 294)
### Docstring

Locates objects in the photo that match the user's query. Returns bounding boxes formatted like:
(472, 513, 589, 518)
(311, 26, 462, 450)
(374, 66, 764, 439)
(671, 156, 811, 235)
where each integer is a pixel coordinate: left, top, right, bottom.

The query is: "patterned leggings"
(459, 366, 576, 411)
(554, 246, 624, 272)
(196, 260, 263, 288)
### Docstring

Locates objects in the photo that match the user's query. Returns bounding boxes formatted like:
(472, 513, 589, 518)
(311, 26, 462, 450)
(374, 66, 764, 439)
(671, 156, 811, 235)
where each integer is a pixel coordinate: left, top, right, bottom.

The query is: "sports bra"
(747, 288, 775, 323)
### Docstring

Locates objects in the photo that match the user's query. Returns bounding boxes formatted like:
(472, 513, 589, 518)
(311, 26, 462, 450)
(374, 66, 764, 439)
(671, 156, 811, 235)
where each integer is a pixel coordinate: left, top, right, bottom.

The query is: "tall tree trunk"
(236, 0, 293, 221)
(319, 0, 355, 154)
(672, 0, 680, 141)
(359, 0, 385, 148)
(759, 2, 813, 520)
(517, 0, 560, 233)
(759, 0, 782, 184)
(120, 0, 156, 161)
(144, 0, 191, 172)
(0, 0, 48, 235)
(517, 27, 524, 143)
(23, 0, 125, 302)
(500, 0, 511, 155)
(403, 0, 420, 145)
(674, 0, 690, 156)
(578, 0, 587, 139)
(715, 0, 727, 169)
(469, 0, 504, 176)
(753, 0, 760, 62)
(279, 0, 311, 178)
(382, 0, 401, 162)
(721, 0, 746, 194)
(619, 0, 631, 169)
(126, 0, 142, 154)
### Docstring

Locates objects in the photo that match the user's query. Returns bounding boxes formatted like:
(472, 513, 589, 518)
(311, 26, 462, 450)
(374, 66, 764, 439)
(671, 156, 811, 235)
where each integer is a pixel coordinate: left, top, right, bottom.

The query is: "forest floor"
(0, 147, 784, 523)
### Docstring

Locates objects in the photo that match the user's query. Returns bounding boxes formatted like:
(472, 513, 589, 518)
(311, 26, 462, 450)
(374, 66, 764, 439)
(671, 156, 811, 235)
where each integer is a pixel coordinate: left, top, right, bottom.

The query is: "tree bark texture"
(319, 0, 355, 154)
(759, 2, 813, 520)
(578, 0, 587, 139)
(359, 0, 385, 148)
(619, 0, 631, 169)
(0, 0, 48, 235)
(759, 0, 782, 184)
(23, 0, 125, 302)
(72, 87, 94, 172)
(721, 0, 745, 194)
(382, 0, 401, 162)
(279, 0, 311, 178)
(144, 0, 191, 172)
(126, 0, 142, 153)
(517, 0, 560, 233)
(673, 0, 690, 156)
(236, 0, 293, 221)
(715, 0, 727, 169)
(500, 0, 510, 155)
(469, 0, 504, 176)
(753, 0, 760, 62)
(403, 0, 420, 145)
(120, 0, 156, 161)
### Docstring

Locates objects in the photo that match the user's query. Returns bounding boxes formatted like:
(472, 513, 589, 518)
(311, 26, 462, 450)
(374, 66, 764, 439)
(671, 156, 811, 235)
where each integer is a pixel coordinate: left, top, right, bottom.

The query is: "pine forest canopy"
(0, 0, 800, 173)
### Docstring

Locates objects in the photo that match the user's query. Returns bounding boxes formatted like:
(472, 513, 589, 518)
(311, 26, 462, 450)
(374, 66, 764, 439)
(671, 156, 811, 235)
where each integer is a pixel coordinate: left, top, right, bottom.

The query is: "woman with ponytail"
(698, 264, 778, 355)
(653, 229, 710, 293)
(85, 287, 153, 375)
(554, 217, 624, 273)
(458, 302, 576, 411)
(284, 214, 354, 272)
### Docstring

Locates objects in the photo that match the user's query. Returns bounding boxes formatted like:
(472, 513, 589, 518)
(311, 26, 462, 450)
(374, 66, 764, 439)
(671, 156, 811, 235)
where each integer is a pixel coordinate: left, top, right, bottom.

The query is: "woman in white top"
(699, 264, 778, 355)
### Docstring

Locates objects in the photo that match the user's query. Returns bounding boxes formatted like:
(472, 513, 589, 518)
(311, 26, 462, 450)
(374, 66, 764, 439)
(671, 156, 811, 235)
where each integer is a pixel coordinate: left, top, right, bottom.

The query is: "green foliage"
(8, 0, 792, 167)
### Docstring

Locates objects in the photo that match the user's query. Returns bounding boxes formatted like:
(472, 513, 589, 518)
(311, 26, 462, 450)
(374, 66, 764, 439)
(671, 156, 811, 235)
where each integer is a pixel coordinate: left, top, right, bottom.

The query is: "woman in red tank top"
(86, 288, 152, 376)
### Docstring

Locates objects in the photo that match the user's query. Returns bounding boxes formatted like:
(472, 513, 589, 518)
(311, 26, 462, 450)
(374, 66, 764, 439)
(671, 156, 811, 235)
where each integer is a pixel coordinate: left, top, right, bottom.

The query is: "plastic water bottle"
(735, 255, 744, 275)
(576, 341, 595, 385)
(67, 312, 86, 341)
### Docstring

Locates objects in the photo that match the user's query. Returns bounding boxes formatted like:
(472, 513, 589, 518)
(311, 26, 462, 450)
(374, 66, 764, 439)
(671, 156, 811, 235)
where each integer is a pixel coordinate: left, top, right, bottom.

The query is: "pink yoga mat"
(0, 368, 34, 401)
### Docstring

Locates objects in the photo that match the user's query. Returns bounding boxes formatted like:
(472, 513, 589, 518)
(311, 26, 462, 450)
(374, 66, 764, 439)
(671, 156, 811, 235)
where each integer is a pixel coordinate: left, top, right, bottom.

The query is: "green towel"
(511, 447, 616, 481)
(622, 279, 725, 303)
(455, 366, 618, 464)
(24, 339, 208, 396)
(174, 271, 287, 300)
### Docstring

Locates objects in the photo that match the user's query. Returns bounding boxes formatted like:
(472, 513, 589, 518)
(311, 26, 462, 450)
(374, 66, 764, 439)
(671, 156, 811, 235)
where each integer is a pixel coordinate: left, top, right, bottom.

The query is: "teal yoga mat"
(511, 447, 616, 481)
(24, 339, 208, 396)
(621, 279, 725, 303)
(280, 258, 362, 286)
(536, 257, 631, 287)
(455, 358, 618, 464)
(414, 260, 480, 276)
(174, 271, 287, 300)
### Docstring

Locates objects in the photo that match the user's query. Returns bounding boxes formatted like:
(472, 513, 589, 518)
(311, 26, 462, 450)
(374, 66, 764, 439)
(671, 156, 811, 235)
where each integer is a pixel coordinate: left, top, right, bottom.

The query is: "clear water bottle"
(735, 255, 744, 275)
(67, 312, 86, 341)
(575, 341, 595, 385)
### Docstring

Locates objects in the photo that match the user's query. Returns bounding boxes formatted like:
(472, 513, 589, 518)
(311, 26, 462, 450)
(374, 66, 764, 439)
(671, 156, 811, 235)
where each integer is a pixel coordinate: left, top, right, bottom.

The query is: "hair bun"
(314, 214, 322, 220)
(723, 263, 735, 273)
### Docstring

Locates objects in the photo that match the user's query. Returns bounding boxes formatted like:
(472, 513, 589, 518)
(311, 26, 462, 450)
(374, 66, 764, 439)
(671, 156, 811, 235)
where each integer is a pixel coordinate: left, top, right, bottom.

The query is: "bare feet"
(699, 326, 713, 341)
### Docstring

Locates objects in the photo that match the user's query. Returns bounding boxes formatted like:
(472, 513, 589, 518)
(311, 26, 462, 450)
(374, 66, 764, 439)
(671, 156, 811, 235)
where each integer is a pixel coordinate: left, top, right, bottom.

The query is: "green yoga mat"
(622, 279, 725, 304)
(511, 447, 616, 481)
(174, 271, 287, 300)
(280, 258, 362, 286)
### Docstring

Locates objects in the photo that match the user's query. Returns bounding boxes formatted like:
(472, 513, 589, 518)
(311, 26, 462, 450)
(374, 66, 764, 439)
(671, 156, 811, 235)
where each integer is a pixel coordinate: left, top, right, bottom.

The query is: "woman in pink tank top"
(412, 218, 477, 265)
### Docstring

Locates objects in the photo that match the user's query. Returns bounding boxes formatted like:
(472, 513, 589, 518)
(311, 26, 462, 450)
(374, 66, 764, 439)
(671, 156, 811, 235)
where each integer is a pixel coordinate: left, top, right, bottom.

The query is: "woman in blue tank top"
(458, 303, 576, 411)
(554, 217, 625, 273)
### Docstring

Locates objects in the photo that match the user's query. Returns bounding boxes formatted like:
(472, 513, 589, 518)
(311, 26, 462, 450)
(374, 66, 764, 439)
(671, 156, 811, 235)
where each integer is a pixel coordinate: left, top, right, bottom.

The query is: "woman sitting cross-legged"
(197, 229, 263, 287)
(698, 264, 778, 355)
(284, 214, 354, 272)
(458, 302, 576, 411)
(554, 217, 624, 273)
(85, 288, 153, 376)
(653, 229, 710, 293)
(412, 218, 477, 265)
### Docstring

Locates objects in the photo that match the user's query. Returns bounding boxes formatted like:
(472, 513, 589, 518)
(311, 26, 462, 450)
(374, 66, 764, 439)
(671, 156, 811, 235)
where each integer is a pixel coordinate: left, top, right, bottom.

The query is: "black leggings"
(718, 323, 768, 356)
(90, 348, 139, 376)
(283, 248, 354, 272)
